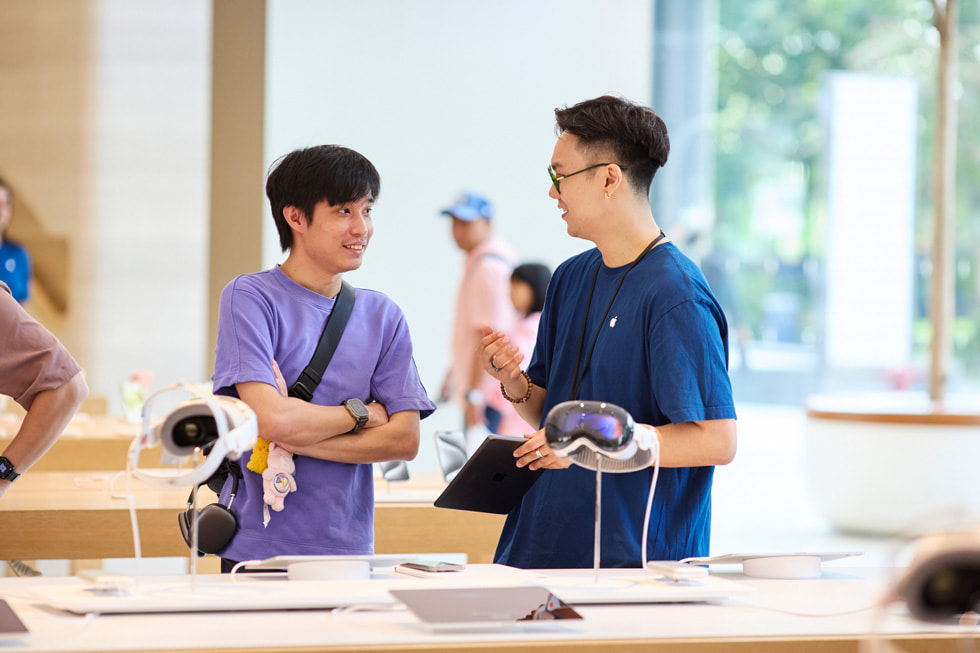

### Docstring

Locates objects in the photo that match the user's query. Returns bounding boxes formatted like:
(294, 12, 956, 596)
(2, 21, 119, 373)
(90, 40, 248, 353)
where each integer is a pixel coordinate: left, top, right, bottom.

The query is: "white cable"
(124, 462, 143, 581)
(189, 468, 199, 586)
(108, 469, 129, 499)
(593, 463, 602, 585)
(229, 560, 257, 582)
(641, 428, 661, 578)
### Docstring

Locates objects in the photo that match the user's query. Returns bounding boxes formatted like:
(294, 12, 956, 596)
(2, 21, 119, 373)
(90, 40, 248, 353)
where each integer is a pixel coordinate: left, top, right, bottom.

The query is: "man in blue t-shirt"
(212, 145, 436, 572)
(479, 95, 737, 569)
(0, 178, 32, 304)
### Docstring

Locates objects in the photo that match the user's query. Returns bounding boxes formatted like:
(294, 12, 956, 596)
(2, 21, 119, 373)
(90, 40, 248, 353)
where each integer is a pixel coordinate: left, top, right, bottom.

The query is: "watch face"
(345, 399, 369, 433)
(346, 399, 369, 419)
(0, 456, 15, 480)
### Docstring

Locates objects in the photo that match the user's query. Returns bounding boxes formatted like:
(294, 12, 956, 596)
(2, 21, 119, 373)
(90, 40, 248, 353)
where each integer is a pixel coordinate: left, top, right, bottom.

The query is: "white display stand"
(681, 552, 863, 579)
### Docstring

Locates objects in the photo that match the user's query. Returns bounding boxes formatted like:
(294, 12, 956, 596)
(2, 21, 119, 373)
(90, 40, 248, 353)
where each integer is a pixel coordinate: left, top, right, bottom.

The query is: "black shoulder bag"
(179, 281, 356, 555)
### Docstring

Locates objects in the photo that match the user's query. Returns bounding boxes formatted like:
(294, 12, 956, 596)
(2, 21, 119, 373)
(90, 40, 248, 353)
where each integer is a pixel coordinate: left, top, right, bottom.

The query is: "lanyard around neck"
(567, 230, 666, 401)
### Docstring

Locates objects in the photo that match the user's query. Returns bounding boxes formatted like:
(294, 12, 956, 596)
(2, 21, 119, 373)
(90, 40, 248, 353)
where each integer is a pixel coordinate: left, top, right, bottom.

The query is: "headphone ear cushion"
(178, 509, 194, 549)
(177, 504, 238, 556)
(195, 504, 238, 554)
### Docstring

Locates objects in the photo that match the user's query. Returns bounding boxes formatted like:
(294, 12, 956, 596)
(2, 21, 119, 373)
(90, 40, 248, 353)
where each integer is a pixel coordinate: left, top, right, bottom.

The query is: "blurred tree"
(928, 0, 957, 401)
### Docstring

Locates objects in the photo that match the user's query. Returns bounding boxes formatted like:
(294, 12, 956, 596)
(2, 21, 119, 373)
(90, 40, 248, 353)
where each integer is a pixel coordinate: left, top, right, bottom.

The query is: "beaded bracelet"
(500, 370, 534, 404)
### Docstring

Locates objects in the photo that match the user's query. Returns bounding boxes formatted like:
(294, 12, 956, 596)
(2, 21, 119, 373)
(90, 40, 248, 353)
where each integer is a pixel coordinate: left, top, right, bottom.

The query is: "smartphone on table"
(395, 561, 465, 577)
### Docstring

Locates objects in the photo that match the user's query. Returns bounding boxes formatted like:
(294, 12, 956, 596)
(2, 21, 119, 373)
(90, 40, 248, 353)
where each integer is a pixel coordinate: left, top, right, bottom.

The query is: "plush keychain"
(246, 437, 270, 474)
(261, 441, 297, 526)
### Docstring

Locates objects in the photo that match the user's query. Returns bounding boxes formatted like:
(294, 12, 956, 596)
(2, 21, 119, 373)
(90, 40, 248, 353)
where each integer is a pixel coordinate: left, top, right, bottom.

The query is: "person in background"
(0, 281, 88, 500)
(480, 95, 737, 569)
(212, 145, 435, 572)
(0, 178, 32, 304)
(439, 191, 517, 450)
(488, 262, 551, 437)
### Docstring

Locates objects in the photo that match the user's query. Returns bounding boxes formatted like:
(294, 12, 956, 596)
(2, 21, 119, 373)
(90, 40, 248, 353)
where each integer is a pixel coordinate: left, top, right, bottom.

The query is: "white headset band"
(130, 382, 237, 490)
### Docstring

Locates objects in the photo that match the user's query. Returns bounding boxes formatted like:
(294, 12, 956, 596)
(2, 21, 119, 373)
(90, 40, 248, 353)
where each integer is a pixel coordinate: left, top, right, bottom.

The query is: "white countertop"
(0, 565, 976, 652)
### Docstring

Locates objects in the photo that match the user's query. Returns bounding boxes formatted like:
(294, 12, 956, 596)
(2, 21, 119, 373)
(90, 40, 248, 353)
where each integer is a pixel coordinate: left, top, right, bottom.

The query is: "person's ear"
(603, 164, 625, 197)
(283, 205, 307, 232)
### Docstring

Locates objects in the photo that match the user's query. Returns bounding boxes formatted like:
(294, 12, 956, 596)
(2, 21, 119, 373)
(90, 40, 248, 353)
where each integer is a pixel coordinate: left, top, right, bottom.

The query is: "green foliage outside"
(715, 0, 980, 381)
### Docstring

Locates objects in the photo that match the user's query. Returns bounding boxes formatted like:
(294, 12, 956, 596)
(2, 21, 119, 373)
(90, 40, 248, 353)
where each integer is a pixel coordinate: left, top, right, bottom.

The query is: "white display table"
(0, 565, 977, 652)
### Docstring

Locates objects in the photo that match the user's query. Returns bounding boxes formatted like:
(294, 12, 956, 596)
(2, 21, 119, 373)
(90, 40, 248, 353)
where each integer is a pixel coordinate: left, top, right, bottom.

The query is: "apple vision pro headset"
(129, 383, 258, 490)
(545, 400, 661, 578)
(545, 400, 657, 473)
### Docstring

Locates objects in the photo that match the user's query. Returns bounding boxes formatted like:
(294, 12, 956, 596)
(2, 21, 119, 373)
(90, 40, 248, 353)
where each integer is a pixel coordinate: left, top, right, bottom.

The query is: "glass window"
(700, 0, 980, 401)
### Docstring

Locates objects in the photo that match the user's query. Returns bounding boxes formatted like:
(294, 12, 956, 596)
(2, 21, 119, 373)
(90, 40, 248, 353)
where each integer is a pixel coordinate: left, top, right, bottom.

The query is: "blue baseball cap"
(440, 191, 494, 221)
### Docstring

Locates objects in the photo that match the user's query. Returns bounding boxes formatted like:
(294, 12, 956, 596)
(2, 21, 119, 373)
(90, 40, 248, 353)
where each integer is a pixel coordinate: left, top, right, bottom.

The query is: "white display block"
(822, 72, 918, 368)
(806, 413, 980, 534)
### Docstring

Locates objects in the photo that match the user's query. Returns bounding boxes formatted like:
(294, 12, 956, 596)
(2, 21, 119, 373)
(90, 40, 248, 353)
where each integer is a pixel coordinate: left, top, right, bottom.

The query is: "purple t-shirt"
(212, 266, 435, 561)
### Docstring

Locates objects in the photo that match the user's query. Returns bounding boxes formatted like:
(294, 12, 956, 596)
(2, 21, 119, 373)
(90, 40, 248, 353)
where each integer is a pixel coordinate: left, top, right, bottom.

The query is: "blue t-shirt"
(494, 242, 736, 569)
(0, 241, 31, 303)
(212, 266, 436, 561)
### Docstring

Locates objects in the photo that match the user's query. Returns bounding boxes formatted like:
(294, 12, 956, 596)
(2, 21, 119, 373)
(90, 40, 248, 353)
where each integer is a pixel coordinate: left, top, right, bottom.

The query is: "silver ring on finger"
(535, 448, 544, 459)
(490, 357, 503, 372)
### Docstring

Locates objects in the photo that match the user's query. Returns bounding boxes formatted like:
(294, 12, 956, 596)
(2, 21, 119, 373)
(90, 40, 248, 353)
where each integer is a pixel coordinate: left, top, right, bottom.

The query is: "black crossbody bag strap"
(289, 280, 356, 401)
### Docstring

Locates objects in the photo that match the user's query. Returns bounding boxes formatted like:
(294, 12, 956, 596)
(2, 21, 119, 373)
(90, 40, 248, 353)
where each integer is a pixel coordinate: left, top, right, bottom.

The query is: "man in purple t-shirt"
(212, 146, 435, 571)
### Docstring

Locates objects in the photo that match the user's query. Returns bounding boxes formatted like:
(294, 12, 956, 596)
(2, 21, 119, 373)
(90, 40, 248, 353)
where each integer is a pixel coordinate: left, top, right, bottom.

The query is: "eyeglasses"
(547, 163, 626, 194)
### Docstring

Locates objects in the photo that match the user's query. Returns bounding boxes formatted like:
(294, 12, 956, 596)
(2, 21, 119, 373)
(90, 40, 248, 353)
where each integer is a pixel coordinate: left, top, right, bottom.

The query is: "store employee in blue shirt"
(0, 178, 32, 304)
(480, 95, 737, 569)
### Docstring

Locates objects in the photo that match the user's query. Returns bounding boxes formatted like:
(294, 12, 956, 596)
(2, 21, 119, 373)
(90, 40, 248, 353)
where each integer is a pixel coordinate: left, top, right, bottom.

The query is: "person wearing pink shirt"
(489, 262, 551, 437)
(439, 192, 517, 448)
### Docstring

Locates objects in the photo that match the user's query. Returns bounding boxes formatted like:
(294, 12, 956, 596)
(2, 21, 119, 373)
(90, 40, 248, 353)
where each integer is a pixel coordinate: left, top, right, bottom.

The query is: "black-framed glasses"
(547, 163, 626, 193)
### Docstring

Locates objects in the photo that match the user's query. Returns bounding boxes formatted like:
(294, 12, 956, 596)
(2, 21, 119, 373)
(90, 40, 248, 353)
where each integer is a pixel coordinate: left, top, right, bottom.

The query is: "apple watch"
(0, 455, 20, 482)
(343, 398, 369, 433)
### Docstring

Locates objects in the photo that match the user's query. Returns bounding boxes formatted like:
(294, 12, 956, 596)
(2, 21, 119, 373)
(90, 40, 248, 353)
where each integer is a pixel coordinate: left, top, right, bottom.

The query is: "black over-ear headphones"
(178, 466, 239, 557)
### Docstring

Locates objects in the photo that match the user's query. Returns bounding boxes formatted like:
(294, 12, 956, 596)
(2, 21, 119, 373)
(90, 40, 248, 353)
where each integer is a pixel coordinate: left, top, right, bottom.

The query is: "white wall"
(73, 0, 653, 475)
(264, 0, 654, 460)
(89, 0, 212, 407)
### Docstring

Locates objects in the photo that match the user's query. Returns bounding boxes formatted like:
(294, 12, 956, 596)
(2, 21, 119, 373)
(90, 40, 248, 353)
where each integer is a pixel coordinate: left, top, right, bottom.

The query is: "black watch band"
(0, 455, 20, 482)
(343, 398, 369, 433)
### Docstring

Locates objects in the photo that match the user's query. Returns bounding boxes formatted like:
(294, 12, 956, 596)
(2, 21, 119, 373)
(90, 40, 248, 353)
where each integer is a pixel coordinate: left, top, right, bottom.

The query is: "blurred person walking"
(439, 191, 517, 453)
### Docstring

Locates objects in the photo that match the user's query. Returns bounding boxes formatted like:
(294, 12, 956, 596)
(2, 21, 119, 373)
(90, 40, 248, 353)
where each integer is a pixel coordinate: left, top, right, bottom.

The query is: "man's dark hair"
(512, 262, 552, 316)
(554, 95, 670, 195)
(266, 145, 381, 252)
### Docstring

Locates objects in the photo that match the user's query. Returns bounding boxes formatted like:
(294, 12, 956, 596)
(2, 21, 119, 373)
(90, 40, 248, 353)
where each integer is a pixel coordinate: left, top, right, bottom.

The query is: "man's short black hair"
(266, 145, 381, 252)
(554, 95, 670, 196)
